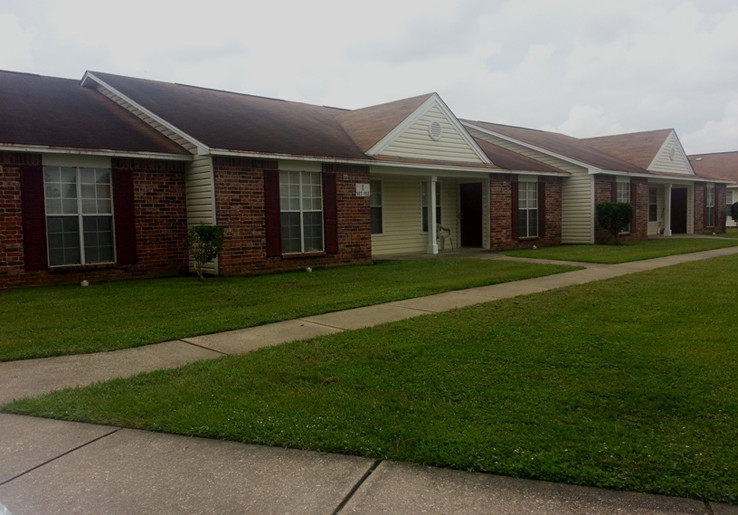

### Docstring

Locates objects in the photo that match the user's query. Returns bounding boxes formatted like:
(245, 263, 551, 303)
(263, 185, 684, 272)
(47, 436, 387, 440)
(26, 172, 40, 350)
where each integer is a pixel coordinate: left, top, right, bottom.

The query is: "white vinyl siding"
(468, 128, 593, 243)
(185, 155, 217, 275)
(379, 106, 486, 164)
(648, 132, 694, 175)
(370, 174, 459, 256)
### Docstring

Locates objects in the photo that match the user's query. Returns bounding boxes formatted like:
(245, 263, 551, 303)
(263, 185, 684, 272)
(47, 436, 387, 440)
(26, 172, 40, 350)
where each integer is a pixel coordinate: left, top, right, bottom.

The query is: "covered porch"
(369, 167, 491, 258)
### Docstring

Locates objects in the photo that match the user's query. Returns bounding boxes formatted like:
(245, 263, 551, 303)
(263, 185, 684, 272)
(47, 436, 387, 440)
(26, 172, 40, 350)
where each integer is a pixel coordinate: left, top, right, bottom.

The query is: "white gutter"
(208, 148, 568, 177)
(0, 144, 192, 161)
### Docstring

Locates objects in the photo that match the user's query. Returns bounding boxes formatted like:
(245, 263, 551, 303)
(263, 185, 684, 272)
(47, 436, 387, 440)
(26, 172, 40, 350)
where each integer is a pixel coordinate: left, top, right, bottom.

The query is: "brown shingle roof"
(463, 120, 649, 174)
(335, 94, 434, 152)
(0, 70, 189, 155)
(473, 137, 566, 173)
(582, 129, 674, 169)
(689, 152, 738, 183)
(87, 72, 368, 160)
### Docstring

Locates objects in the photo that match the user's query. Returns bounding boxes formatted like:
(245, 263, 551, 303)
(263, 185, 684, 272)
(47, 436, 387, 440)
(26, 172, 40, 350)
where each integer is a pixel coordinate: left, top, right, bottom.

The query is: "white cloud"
(0, 14, 36, 70)
(1, 0, 737, 153)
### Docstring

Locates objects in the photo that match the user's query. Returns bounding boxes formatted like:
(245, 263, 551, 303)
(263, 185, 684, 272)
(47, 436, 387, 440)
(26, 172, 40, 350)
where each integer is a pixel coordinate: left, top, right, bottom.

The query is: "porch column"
(428, 176, 439, 254)
(663, 184, 672, 236)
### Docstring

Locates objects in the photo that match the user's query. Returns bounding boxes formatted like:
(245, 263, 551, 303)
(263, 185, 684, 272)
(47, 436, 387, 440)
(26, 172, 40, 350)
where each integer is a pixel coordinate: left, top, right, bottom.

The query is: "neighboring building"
(689, 152, 738, 227)
(0, 69, 728, 288)
(463, 122, 726, 243)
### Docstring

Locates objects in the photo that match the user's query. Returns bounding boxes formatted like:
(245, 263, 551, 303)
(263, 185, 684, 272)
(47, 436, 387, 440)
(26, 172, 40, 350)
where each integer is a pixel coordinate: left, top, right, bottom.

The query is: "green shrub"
(186, 224, 225, 280)
(731, 201, 738, 222)
(596, 202, 634, 245)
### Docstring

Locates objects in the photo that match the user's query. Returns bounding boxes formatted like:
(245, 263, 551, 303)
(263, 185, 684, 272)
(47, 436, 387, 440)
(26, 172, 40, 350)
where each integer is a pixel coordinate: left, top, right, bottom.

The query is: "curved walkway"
(2, 247, 738, 514)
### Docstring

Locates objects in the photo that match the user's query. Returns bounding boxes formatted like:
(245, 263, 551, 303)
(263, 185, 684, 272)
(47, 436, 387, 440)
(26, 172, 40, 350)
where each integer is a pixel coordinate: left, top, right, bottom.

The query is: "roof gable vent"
(429, 121, 442, 141)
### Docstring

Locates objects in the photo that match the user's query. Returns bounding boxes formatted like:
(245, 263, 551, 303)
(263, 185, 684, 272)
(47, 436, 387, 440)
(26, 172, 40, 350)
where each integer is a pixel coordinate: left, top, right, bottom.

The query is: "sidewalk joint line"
(332, 459, 381, 514)
(0, 427, 120, 487)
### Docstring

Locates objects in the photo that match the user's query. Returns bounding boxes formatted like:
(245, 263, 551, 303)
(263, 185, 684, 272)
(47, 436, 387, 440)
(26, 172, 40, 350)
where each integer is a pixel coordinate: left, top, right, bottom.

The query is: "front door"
(671, 188, 688, 233)
(460, 183, 483, 247)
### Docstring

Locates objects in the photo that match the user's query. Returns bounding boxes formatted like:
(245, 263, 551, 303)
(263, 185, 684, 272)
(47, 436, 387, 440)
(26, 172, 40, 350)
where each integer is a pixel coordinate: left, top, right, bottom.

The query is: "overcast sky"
(2, 0, 737, 155)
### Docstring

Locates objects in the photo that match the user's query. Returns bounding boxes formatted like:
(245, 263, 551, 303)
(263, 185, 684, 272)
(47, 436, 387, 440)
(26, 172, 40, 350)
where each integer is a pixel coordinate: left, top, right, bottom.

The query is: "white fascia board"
(209, 148, 567, 177)
(82, 72, 210, 155)
(368, 94, 492, 164)
(462, 121, 594, 170)
(0, 144, 193, 161)
(589, 168, 732, 184)
(369, 161, 567, 178)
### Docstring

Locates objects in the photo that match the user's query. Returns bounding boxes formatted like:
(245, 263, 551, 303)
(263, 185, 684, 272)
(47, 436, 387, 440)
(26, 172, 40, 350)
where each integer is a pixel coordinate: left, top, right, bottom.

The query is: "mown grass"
(502, 236, 738, 263)
(5, 254, 737, 504)
(0, 259, 577, 361)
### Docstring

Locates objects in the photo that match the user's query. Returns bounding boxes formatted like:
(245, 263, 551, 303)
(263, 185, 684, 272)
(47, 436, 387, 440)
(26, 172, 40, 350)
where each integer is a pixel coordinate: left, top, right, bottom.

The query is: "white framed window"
(648, 187, 658, 222)
(706, 183, 715, 227)
(44, 166, 115, 266)
(617, 180, 631, 233)
(518, 179, 538, 238)
(370, 179, 383, 235)
(279, 170, 324, 254)
(421, 181, 441, 232)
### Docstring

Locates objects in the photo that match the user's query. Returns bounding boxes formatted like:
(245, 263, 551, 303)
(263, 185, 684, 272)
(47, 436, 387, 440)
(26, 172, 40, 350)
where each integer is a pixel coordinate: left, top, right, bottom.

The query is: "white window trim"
(518, 177, 538, 238)
(370, 179, 384, 236)
(43, 165, 116, 267)
(279, 170, 324, 254)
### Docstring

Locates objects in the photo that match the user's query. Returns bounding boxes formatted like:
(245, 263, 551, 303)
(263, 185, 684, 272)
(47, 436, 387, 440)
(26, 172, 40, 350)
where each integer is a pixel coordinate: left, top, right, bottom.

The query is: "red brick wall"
(0, 152, 187, 289)
(593, 175, 648, 243)
(694, 182, 727, 234)
(489, 174, 562, 250)
(213, 158, 372, 275)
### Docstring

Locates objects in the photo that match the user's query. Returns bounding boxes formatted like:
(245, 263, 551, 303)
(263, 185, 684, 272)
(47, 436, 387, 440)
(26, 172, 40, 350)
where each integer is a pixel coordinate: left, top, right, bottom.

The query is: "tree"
(596, 202, 634, 245)
(186, 224, 225, 281)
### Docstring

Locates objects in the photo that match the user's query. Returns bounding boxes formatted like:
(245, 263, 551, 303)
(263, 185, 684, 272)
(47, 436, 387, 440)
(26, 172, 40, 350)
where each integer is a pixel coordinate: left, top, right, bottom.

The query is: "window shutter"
(630, 181, 637, 233)
(704, 184, 709, 227)
(538, 180, 546, 239)
(20, 165, 48, 271)
(611, 181, 618, 202)
(112, 170, 137, 265)
(511, 176, 519, 239)
(323, 171, 338, 254)
(263, 170, 282, 257)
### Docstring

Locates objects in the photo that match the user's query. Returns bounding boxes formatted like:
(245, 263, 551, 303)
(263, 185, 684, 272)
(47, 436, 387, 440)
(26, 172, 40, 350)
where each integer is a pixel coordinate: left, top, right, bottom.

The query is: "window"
(518, 180, 538, 238)
(706, 183, 715, 227)
(280, 171, 324, 254)
(648, 188, 658, 222)
(44, 166, 114, 266)
(421, 181, 441, 232)
(617, 181, 631, 233)
(370, 179, 383, 234)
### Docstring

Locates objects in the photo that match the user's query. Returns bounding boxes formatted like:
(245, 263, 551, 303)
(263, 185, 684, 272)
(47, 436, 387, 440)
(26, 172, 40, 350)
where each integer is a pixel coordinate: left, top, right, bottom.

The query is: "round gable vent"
(429, 121, 442, 141)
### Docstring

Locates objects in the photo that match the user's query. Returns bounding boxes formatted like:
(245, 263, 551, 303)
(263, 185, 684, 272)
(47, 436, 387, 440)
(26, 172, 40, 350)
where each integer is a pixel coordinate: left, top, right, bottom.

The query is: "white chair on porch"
(436, 224, 454, 250)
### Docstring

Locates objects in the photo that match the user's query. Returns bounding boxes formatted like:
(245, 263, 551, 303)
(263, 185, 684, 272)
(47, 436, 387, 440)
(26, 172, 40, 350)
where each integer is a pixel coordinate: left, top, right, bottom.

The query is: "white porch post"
(428, 176, 439, 254)
(663, 183, 673, 236)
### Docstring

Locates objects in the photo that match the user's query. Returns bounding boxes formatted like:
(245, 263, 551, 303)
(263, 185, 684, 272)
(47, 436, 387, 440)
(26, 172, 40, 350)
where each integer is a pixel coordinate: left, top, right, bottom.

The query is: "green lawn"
(0, 259, 577, 361)
(5, 254, 737, 504)
(503, 237, 738, 263)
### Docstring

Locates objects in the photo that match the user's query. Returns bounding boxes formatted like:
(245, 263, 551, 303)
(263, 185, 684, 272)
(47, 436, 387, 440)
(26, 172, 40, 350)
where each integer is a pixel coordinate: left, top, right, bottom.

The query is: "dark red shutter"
(630, 181, 637, 233)
(264, 170, 282, 257)
(537, 180, 546, 238)
(20, 165, 48, 271)
(112, 170, 137, 265)
(611, 181, 618, 202)
(511, 176, 519, 239)
(323, 172, 338, 254)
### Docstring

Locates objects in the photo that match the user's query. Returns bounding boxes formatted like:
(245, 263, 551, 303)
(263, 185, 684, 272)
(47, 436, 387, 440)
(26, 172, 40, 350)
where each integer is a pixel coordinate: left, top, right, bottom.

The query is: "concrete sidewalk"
(2, 247, 738, 514)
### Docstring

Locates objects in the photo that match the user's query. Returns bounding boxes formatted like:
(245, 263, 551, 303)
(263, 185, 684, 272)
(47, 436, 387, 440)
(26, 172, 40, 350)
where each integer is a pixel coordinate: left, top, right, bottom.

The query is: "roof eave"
(0, 144, 193, 161)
